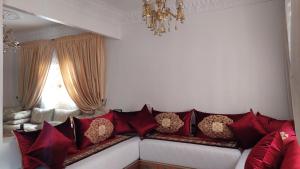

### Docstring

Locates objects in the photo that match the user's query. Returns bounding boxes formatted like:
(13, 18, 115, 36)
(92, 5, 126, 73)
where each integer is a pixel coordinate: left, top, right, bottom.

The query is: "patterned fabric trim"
(146, 133, 238, 149)
(64, 135, 133, 166)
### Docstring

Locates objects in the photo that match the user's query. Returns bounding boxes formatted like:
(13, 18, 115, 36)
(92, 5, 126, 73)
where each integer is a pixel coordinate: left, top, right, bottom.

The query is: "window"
(40, 52, 77, 109)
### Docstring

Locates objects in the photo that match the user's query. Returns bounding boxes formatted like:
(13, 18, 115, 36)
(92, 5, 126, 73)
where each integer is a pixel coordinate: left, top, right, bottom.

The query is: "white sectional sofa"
(0, 136, 249, 169)
(140, 139, 242, 169)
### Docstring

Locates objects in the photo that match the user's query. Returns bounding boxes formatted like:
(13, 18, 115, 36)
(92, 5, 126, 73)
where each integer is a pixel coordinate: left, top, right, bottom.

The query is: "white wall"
(3, 50, 18, 107)
(3, 24, 84, 108)
(106, 0, 291, 119)
(0, 0, 4, 143)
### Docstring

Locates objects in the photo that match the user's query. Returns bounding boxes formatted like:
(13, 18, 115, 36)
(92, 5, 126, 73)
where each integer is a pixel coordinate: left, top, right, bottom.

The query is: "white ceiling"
(96, 0, 274, 13)
(4, 7, 57, 32)
(97, 0, 142, 12)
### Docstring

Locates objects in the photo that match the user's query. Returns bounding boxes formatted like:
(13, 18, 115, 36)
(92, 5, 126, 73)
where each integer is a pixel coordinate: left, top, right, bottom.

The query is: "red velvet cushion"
(112, 110, 136, 134)
(128, 105, 158, 137)
(13, 118, 78, 169)
(27, 122, 72, 169)
(13, 130, 41, 169)
(152, 109, 192, 136)
(279, 122, 296, 146)
(73, 112, 114, 149)
(257, 112, 288, 132)
(245, 132, 284, 169)
(228, 112, 267, 148)
(280, 140, 300, 169)
(194, 110, 247, 139)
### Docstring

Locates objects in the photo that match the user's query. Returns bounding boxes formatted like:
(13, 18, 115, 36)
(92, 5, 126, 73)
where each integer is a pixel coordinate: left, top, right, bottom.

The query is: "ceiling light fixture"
(142, 0, 185, 36)
(3, 25, 20, 53)
(3, 10, 20, 53)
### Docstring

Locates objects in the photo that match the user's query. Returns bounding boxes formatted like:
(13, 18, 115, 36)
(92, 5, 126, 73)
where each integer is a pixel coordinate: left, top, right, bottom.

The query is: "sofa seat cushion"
(235, 149, 251, 169)
(66, 137, 140, 169)
(140, 139, 242, 169)
(4, 118, 30, 125)
(24, 123, 40, 132)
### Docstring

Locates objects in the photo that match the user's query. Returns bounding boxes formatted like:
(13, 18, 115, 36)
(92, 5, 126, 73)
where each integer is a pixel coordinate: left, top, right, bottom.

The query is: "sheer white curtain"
(40, 51, 77, 110)
(286, 0, 300, 140)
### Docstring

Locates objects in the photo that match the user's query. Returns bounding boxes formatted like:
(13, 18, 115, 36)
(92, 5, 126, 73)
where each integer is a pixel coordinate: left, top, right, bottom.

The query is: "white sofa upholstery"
(67, 137, 140, 169)
(235, 149, 251, 169)
(0, 136, 251, 169)
(140, 139, 242, 169)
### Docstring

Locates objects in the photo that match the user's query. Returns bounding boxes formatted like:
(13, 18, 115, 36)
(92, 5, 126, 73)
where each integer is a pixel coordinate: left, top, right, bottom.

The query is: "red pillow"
(27, 122, 72, 169)
(280, 140, 300, 169)
(73, 112, 114, 149)
(128, 105, 158, 137)
(257, 112, 288, 132)
(245, 132, 284, 169)
(13, 118, 78, 169)
(228, 112, 267, 148)
(13, 130, 41, 169)
(194, 110, 247, 139)
(279, 122, 296, 146)
(152, 109, 192, 136)
(112, 110, 136, 134)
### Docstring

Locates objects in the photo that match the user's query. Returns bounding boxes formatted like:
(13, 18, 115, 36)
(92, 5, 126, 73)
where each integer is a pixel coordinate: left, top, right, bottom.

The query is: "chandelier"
(3, 9, 20, 53)
(142, 0, 185, 36)
(3, 25, 20, 53)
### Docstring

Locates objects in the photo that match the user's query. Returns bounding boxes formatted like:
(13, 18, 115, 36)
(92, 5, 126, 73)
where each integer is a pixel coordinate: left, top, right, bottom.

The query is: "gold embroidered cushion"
(198, 115, 234, 139)
(84, 118, 114, 144)
(155, 112, 184, 134)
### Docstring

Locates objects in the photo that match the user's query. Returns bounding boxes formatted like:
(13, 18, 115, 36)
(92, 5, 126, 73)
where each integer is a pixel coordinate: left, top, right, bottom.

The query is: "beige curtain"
(287, 0, 300, 140)
(19, 40, 53, 109)
(55, 33, 105, 113)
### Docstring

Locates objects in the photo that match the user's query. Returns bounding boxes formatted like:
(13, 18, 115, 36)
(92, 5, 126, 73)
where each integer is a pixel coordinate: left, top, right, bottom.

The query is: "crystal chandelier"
(3, 25, 20, 53)
(143, 0, 185, 36)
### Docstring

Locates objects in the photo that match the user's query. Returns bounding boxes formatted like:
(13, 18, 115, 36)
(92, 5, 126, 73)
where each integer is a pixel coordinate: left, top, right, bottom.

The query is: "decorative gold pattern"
(280, 132, 289, 140)
(147, 133, 238, 148)
(142, 0, 185, 36)
(84, 118, 114, 144)
(64, 135, 133, 166)
(198, 115, 234, 139)
(155, 112, 184, 134)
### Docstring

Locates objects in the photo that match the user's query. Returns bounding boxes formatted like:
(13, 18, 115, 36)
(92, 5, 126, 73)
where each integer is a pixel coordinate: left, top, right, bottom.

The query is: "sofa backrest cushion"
(4, 110, 31, 122)
(30, 108, 55, 124)
(53, 109, 80, 122)
(4, 106, 23, 115)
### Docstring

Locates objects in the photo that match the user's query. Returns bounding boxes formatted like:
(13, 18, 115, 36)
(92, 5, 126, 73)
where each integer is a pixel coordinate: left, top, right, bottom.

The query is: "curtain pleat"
(55, 33, 105, 113)
(18, 40, 53, 109)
